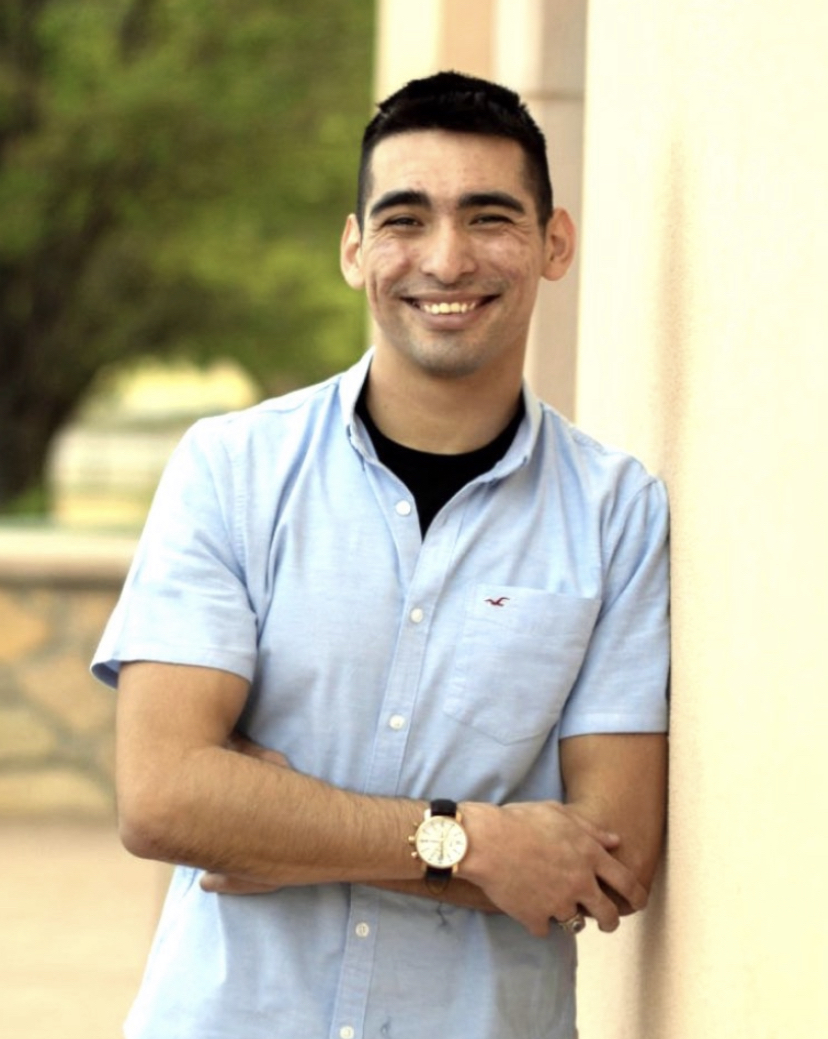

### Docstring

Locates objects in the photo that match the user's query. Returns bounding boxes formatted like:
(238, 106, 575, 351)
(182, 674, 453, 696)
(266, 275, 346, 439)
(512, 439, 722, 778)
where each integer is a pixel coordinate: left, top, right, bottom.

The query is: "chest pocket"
(443, 585, 601, 744)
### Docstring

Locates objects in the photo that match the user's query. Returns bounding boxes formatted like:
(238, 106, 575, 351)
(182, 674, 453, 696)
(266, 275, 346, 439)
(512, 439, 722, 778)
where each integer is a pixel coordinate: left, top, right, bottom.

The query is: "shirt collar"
(338, 347, 543, 476)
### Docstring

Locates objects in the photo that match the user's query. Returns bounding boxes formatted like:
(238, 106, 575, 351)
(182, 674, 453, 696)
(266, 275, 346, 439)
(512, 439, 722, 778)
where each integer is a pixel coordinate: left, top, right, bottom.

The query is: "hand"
(459, 800, 649, 937)
(200, 872, 281, 894)
(199, 734, 293, 895)
(225, 732, 292, 768)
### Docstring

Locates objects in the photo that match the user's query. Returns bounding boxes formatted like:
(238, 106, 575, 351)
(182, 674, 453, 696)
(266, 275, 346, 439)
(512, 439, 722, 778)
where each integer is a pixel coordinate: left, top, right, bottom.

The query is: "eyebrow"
(368, 189, 527, 221)
(368, 190, 429, 221)
(459, 191, 527, 215)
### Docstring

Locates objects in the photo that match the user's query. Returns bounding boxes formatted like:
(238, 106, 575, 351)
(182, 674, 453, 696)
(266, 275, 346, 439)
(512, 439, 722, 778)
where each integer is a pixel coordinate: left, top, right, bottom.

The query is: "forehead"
(366, 130, 535, 212)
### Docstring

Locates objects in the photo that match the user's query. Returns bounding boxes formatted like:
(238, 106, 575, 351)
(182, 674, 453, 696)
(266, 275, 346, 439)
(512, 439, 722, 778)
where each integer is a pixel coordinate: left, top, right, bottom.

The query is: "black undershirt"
(356, 387, 525, 536)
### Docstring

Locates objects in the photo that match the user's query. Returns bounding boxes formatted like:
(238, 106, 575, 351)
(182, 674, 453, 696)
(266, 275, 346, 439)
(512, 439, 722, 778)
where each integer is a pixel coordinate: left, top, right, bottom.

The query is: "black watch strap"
(424, 865, 452, 890)
(424, 799, 459, 890)
(430, 798, 458, 818)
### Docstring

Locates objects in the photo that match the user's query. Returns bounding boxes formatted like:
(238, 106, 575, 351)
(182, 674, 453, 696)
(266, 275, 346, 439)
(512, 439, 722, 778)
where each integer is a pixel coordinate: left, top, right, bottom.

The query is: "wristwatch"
(408, 799, 469, 891)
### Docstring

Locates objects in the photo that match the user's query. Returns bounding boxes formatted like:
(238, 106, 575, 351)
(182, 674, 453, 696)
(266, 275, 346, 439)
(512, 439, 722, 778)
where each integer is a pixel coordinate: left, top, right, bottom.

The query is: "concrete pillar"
(373, 0, 444, 100)
(374, 0, 493, 100)
(493, 1, 586, 417)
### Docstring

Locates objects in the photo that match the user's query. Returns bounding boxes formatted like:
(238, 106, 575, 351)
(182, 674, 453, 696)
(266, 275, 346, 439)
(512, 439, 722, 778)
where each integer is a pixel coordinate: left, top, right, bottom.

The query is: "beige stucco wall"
(574, 2, 828, 1037)
(376, 1, 828, 1036)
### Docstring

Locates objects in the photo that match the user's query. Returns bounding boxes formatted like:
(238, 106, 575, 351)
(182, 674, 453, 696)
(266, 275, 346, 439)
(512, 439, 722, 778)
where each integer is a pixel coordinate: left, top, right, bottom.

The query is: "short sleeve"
(559, 477, 670, 736)
(91, 420, 258, 688)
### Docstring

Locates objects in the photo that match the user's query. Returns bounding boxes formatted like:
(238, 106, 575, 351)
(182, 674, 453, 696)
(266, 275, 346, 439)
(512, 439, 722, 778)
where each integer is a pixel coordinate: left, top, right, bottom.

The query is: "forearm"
(118, 664, 660, 935)
(561, 733, 668, 903)
(190, 734, 645, 930)
(562, 791, 646, 915)
(187, 737, 500, 909)
(566, 791, 661, 914)
(120, 743, 426, 885)
(117, 662, 426, 886)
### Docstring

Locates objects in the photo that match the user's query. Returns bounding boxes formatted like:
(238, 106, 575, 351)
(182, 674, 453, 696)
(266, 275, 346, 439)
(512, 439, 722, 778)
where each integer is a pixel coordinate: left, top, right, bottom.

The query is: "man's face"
(341, 130, 573, 386)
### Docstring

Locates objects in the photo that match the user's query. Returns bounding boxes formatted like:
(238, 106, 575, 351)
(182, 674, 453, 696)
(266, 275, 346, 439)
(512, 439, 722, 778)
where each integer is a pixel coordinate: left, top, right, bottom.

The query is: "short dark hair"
(356, 70, 553, 230)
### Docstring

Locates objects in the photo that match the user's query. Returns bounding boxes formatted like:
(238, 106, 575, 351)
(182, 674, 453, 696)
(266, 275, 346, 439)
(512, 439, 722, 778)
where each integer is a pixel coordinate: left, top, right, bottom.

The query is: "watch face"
(415, 816, 468, 869)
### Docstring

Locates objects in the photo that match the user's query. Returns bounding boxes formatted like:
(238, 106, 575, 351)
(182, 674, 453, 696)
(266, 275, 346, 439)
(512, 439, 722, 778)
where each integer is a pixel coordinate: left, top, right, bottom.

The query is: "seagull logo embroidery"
(484, 596, 510, 607)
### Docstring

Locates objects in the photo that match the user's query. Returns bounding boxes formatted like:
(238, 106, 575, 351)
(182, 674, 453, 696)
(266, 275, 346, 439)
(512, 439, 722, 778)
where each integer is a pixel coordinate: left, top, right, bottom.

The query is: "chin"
(400, 339, 498, 381)
(415, 355, 489, 381)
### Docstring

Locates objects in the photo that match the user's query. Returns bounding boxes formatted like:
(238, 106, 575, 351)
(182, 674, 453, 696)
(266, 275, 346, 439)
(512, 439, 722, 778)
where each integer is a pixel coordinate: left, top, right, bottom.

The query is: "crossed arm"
(116, 660, 667, 937)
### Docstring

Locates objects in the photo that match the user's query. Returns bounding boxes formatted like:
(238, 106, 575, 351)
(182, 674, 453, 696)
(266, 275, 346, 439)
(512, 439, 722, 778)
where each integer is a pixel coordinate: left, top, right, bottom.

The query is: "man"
(93, 71, 669, 1039)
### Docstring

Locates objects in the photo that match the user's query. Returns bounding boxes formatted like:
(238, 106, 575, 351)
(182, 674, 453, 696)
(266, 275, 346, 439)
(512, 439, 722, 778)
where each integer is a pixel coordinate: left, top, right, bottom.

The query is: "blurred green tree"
(0, 0, 374, 510)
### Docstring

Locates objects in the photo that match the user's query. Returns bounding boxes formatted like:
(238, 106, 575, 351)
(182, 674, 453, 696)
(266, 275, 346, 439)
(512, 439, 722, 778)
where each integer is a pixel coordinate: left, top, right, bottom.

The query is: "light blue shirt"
(93, 349, 669, 1039)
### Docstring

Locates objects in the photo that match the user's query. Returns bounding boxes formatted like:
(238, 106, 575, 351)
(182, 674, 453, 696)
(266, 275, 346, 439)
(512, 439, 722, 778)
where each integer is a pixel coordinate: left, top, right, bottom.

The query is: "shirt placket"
(327, 463, 467, 1039)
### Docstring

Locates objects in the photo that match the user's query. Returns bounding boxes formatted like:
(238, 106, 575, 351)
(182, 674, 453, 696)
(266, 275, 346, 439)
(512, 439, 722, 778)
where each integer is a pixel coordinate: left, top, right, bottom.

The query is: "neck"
(365, 353, 524, 454)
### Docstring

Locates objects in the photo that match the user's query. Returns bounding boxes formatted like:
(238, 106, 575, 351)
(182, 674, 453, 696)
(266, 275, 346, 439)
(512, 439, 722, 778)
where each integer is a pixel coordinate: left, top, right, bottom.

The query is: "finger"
(595, 857, 649, 913)
(226, 733, 291, 768)
(200, 872, 279, 895)
(573, 886, 621, 933)
(519, 912, 552, 939)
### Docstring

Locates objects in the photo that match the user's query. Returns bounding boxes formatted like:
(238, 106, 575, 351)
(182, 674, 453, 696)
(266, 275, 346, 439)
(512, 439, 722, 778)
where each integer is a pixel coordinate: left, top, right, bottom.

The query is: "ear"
(541, 208, 577, 282)
(340, 214, 365, 290)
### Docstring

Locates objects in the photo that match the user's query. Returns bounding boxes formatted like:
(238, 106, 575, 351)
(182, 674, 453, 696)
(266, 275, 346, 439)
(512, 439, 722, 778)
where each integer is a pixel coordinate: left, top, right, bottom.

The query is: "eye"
(472, 212, 514, 226)
(382, 215, 421, 228)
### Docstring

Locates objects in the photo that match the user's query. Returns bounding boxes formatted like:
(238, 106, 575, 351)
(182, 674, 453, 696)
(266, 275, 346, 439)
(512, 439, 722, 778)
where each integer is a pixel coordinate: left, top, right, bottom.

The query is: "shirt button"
(410, 607, 424, 624)
(395, 500, 413, 516)
(339, 1029, 355, 1039)
(355, 922, 370, 938)
(389, 714, 406, 731)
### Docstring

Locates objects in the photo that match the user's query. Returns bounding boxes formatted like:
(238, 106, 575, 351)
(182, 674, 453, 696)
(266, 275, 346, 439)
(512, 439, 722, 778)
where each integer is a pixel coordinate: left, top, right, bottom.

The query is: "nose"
(418, 221, 477, 284)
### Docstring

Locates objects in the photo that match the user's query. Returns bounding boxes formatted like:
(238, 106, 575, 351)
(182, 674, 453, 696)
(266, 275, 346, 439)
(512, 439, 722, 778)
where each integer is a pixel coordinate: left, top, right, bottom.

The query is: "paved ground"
(1, 820, 167, 1039)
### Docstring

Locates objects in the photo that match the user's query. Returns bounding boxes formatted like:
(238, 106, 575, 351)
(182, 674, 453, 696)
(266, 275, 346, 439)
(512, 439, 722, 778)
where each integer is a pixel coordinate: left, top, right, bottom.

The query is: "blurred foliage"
(0, 0, 374, 509)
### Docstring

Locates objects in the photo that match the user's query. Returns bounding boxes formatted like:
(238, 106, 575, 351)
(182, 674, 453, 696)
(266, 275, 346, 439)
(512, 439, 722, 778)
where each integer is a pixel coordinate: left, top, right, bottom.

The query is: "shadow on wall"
(633, 133, 689, 1039)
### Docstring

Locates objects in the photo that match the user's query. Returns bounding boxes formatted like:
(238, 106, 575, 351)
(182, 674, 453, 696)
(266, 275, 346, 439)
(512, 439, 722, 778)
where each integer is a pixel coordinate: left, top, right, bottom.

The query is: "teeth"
(420, 300, 478, 315)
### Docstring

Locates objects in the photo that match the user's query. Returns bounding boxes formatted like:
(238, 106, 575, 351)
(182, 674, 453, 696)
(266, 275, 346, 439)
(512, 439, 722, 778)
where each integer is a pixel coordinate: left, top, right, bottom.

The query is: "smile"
(406, 296, 495, 315)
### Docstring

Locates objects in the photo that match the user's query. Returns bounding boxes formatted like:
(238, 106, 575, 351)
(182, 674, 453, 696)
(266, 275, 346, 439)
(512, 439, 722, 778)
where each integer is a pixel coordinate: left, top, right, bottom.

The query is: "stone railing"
(0, 527, 136, 817)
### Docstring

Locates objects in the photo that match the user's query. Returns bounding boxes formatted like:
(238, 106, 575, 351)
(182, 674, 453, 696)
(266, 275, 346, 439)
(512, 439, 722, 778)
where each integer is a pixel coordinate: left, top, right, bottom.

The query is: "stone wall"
(0, 529, 135, 817)
(0, 358, 259, 818)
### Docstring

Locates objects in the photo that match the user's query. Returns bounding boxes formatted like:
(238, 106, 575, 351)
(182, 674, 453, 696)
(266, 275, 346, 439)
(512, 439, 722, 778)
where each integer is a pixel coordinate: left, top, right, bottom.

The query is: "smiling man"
(93, 72, 669, 1039)
(341, 129, 575, 455)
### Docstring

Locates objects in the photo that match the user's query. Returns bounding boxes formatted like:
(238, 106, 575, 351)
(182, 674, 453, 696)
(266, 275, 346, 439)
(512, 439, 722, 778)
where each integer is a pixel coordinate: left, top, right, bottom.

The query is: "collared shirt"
(93, 349, 669, 1039)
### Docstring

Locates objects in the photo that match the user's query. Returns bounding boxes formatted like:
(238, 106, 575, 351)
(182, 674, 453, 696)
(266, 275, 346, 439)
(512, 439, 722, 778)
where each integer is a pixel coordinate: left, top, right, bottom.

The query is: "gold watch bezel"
(408, 806, 468, 871)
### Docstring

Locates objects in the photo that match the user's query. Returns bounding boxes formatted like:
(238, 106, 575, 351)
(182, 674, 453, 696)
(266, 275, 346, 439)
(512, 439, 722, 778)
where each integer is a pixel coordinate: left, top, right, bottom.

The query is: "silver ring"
(558, 912, 586, 935)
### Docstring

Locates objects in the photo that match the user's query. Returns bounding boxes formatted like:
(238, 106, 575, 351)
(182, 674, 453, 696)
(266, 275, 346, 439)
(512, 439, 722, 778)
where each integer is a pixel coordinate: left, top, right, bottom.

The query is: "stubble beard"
(395, 328, 501, 381)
